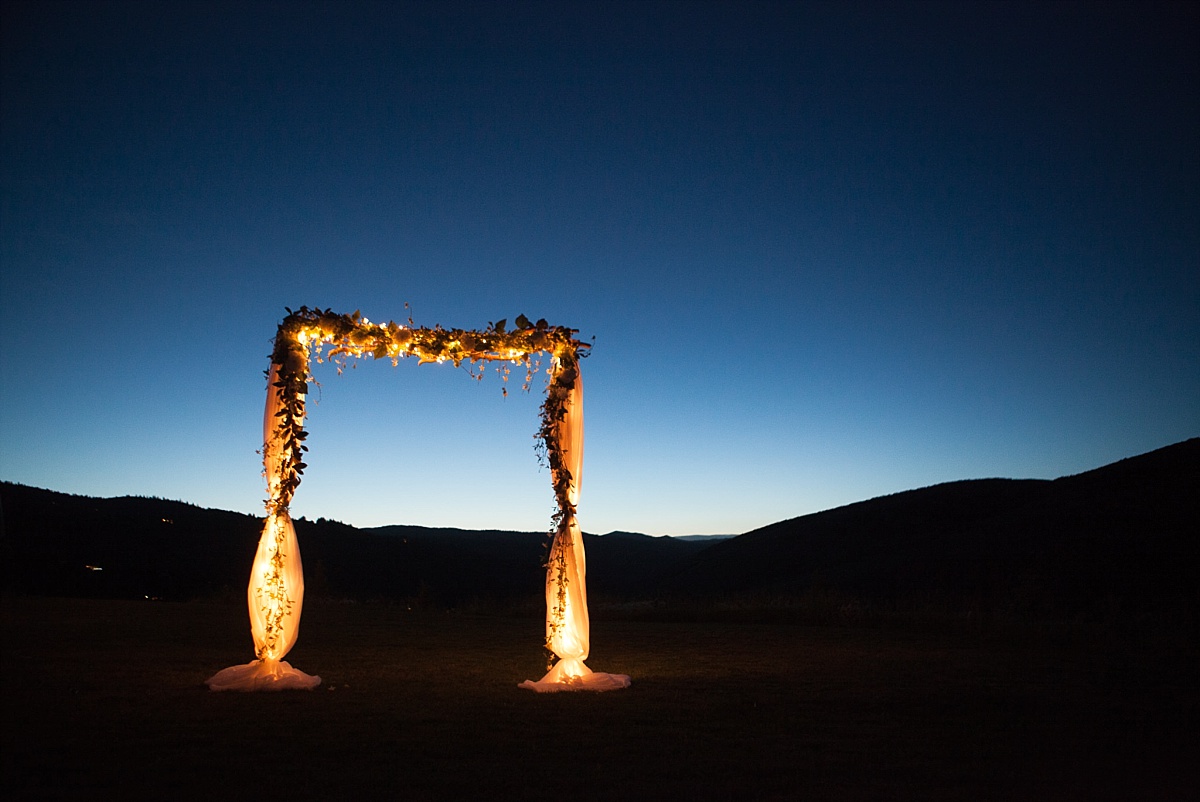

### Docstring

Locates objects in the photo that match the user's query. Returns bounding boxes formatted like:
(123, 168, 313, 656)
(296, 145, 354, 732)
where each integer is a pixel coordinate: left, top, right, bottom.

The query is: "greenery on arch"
(258, 306, 589, 658)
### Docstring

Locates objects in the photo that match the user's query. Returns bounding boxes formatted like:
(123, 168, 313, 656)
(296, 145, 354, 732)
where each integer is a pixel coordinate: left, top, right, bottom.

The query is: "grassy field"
(2, 597, 1196, 801)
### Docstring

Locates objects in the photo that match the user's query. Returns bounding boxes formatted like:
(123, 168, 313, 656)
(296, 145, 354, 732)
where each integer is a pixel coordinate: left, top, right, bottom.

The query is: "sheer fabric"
(207, 363, 320, 691)
(207, 348, 624, 692)
(520, 367, 630, 692)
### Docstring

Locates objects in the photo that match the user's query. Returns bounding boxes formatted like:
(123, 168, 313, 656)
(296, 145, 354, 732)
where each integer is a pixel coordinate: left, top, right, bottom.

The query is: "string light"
(256, 307, 588, 658)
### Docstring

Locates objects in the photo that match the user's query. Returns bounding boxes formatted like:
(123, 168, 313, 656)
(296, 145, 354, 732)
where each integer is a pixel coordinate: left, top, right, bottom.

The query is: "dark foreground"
(2, 598, 1196, 801)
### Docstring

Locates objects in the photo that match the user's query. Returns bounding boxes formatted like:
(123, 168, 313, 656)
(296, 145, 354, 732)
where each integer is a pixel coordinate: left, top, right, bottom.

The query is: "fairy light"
(249, 307, 590, 667)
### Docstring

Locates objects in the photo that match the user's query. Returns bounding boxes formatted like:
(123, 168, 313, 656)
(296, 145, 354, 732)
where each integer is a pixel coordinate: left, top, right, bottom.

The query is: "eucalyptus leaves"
(260, 306, 588, 658)
(265, 306, 586, 513)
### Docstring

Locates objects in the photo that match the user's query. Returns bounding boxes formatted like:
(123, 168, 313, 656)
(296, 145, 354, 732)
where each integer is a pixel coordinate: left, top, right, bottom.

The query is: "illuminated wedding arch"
(206, 307, 630, 693)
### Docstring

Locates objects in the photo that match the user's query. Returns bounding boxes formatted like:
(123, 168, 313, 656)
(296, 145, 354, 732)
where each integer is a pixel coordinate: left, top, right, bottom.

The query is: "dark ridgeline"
(0, 485, 711, 605)
(0, 489, 263, 601)
(658, 438, 1199, 625)
(1, 438, 1196, 625)
(289, 523, 708, 605)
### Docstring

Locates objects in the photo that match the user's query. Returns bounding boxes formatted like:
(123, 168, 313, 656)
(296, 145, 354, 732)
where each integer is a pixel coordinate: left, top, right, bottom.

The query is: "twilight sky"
(2, 1, 1197, 536)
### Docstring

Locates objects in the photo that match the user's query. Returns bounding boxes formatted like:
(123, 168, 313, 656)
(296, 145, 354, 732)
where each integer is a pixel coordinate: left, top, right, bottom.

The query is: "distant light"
(85, 565, 103, 571)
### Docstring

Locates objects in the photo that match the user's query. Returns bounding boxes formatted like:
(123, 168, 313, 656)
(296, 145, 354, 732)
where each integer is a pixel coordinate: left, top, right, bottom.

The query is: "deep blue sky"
(2, 1, 1197, 535)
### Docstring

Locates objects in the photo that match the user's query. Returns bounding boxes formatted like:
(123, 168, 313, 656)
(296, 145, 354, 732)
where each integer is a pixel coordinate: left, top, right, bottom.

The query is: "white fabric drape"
(207, 362, 320, 691)
(520, 365, 630, 692)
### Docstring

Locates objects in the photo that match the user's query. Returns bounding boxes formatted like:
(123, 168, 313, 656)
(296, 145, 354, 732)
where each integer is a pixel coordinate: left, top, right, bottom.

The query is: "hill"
(0, 484, 711, 604)
(2, 438, 1196, 623)
(293, 523, 709, 604)
(660, 438, 1199, 623)
(0, 487, 263, 600)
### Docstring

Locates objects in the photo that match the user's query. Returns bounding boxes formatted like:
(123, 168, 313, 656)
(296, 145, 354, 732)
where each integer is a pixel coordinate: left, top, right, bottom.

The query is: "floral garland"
(259, 306, 588, 657)
(536, 352, 579, 663)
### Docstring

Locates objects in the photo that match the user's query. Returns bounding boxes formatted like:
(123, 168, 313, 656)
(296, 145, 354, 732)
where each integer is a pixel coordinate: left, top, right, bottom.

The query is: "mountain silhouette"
(2, 438, 1195, 623)
(0, 485, 710, 604)
(659, 438, 1198, 622)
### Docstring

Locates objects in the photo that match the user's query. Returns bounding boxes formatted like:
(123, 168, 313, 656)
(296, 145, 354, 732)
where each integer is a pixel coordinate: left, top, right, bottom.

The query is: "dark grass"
(2, 597, 1196, 801)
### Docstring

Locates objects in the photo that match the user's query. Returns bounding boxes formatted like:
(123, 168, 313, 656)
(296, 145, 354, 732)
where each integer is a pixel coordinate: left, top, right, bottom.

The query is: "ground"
(2, 597, 1195, 800)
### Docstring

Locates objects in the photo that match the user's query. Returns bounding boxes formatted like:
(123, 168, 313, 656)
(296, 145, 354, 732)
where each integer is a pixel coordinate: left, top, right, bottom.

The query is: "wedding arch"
(206, 307, 629, 693)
